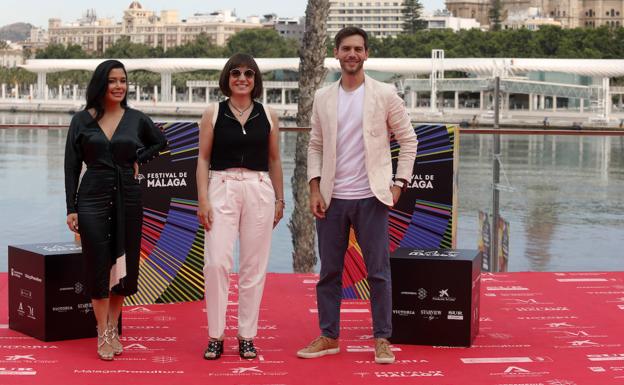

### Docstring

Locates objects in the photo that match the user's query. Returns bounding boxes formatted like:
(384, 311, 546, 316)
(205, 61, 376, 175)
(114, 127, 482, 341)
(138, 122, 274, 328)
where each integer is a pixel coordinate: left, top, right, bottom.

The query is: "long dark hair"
(85, 59, 128, 121)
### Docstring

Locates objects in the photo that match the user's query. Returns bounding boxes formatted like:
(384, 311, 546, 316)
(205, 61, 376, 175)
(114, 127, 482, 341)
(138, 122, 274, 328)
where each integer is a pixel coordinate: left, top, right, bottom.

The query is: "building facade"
(0, 49, 23, 68)
(327, 0, 406, 38)
(48, 1, 263, 54)
(446, 0, 624, 29)
(424, 10, 481, 30)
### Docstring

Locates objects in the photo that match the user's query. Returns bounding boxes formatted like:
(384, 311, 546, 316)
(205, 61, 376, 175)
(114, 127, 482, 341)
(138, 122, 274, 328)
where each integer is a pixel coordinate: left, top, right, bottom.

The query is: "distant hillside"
(0, 22, 33, 42)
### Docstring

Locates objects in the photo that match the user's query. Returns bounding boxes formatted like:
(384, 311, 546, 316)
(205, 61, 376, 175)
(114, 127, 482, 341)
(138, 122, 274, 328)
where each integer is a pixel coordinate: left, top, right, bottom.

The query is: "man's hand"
(310, 190, 326, 219)
(390, 185, 402, 206)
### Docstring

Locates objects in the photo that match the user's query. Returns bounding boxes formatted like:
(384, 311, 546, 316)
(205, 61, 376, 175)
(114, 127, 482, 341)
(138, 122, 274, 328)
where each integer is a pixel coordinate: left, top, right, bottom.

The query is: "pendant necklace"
(229, 101, 253, 117)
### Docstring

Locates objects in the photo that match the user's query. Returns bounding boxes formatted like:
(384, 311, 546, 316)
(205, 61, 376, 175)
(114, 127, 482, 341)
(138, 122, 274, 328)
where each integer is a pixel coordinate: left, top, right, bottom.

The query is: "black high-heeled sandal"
(238, 338, 257, 359)
(203, 339, 224, 360)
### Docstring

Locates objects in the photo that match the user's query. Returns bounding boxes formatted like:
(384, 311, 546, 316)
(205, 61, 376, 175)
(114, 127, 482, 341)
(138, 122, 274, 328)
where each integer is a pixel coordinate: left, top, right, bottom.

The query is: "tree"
(165, 33, 225, 58)
(0, 40, 8, 49)
(226, 29, 299, 57)
(289, 0, 331, 273)
(489, 0, 503, 31)
(103, 36, 162, 58)
(35, 43, 89, 59)
(402, 0, 427, 34)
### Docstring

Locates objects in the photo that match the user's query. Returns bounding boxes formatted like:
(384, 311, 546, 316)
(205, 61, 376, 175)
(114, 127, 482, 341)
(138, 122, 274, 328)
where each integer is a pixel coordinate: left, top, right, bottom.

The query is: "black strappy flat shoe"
(203, 339, 224, 360)
(238, 338, 257, 359)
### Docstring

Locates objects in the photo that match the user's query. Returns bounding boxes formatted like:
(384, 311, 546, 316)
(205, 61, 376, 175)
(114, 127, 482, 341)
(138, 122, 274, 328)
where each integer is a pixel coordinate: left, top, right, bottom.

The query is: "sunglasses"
(230, 68, 255, 79)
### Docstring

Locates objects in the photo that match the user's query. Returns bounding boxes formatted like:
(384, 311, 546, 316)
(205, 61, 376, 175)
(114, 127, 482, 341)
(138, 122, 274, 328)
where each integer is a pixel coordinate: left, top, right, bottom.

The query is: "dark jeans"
(316, 197, 392, 339)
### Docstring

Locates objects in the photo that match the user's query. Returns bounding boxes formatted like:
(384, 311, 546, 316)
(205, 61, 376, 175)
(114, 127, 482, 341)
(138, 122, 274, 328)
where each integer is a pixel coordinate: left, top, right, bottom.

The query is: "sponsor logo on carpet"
(153, 315, 176, 322)
(589, 366, 624, 372)
(0, 345, 57, 350)
(0, 367, 36, 376)
(127, 306, 165, 314)
(515, 307, 570, 312)
(123, 343, 164, 353)
(346, 345, 402, 353)
(121, 337, 177, 342)
(549, 330, 607, 339)
(74, 369, 183, 374)
(225, 325, 276, 331)
(490, 366, 549, 377)
(519, 316, 579, 321)
(206, 366, 288, 377)
(587, 353, 624, 362)
(556, 278, 609, 282)
(554, 340, 622, 349)
(487, 333, 514, 340)
(373, 370, 444, 377)
(309, 309, 369, 313)
(504, 299, 553, 305)
(355, 359, 428, 364)
(460, 344, 532, 349)
(152, 356, 178, 364)
(533, 322, 593, 330)
(0, 354, 58, 364)
(461, 356, 552, 364)
(487, 286, 529, 291)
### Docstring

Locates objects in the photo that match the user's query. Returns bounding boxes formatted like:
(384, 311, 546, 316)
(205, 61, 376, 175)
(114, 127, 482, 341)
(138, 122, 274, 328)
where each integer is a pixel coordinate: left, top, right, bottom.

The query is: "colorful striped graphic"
(341, 124, 458, 300)
(126, 122, 205, 305)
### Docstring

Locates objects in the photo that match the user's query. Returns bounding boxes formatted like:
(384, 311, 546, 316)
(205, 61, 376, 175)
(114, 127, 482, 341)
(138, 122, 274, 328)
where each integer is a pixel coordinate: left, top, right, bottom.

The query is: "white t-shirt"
(332, 83, 374, 200)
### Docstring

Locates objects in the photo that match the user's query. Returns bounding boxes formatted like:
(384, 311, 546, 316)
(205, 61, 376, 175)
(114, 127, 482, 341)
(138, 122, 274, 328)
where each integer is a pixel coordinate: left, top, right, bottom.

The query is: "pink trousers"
(203, 168, 275, 339)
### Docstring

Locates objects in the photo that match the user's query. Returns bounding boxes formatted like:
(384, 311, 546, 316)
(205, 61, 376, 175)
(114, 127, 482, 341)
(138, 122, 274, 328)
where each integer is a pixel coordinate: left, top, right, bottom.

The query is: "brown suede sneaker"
(296, 336, 340, 358)
(374, 338, 395, 364)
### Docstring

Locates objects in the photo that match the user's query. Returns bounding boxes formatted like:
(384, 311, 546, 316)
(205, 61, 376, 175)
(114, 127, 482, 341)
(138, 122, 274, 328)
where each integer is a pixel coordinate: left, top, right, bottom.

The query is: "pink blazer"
(307, 75, 418, 207)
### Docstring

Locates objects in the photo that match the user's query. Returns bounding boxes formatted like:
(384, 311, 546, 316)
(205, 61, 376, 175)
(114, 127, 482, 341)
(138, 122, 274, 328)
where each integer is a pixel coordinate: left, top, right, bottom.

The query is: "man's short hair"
(334, 27, 368, 50)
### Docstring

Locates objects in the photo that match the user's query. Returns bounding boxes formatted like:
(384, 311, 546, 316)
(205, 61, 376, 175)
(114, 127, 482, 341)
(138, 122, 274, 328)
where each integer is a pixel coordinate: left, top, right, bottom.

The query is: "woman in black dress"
(64, 60, 167, 360)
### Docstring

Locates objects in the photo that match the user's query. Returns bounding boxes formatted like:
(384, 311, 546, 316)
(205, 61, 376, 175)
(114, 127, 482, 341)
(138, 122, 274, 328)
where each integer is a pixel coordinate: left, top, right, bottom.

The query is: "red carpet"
(1, 271, 624, 385)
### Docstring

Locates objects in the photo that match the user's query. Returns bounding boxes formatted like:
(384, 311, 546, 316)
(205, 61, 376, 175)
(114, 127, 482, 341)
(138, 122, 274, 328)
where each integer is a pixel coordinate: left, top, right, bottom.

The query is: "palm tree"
(289, 0, 331, 272)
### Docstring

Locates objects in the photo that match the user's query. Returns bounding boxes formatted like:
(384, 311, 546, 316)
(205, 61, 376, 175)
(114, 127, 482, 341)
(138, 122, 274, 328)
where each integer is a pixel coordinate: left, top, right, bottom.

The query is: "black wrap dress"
(64, 108, 167, 299)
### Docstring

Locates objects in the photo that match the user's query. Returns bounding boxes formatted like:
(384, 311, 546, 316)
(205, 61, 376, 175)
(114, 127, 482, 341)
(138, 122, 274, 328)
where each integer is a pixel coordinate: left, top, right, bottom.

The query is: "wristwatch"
(393, 178, 408, 192)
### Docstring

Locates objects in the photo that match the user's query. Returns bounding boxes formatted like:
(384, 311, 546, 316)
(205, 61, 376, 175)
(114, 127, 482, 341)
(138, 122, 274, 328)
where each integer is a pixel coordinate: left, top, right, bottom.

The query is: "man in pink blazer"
(297, 27, 418, 364)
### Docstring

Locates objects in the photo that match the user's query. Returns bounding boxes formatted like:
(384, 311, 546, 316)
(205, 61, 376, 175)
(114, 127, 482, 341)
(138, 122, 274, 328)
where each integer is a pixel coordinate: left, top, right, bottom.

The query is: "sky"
(0, 0, 445, 28)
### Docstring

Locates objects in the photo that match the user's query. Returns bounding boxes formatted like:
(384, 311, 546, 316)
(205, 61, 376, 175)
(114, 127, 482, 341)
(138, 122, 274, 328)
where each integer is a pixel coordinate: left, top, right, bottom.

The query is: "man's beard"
(340, 59, 363, 75)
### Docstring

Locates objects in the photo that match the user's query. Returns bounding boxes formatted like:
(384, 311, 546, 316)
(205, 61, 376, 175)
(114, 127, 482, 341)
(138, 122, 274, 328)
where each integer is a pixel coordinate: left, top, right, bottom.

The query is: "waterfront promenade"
(2, 99, 624, 129)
